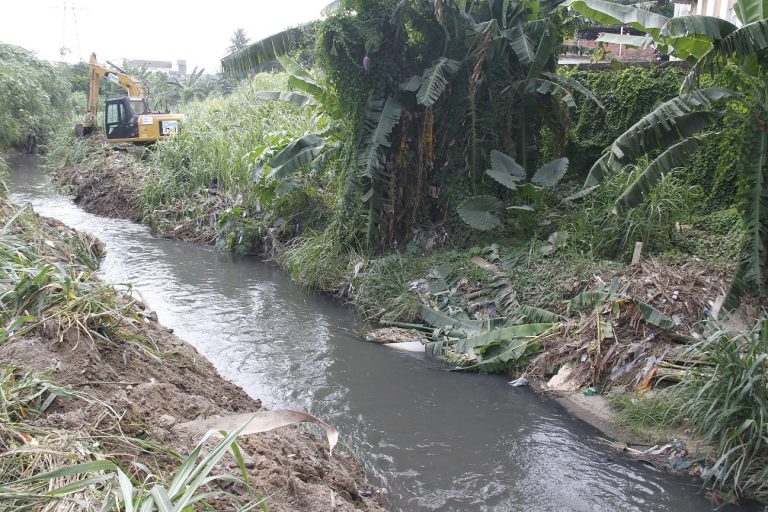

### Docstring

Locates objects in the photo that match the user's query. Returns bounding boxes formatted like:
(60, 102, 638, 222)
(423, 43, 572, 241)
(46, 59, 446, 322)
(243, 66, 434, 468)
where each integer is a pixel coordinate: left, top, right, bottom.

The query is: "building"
(124, 59, 188, 78)
(673, 0, 740, 24)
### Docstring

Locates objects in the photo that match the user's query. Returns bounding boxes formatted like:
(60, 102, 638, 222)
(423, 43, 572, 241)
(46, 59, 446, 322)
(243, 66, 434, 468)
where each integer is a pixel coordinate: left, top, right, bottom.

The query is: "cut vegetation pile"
(50, 139, 146, 222)
(0, 191, 382, 510)
(379, 254, 739, 389)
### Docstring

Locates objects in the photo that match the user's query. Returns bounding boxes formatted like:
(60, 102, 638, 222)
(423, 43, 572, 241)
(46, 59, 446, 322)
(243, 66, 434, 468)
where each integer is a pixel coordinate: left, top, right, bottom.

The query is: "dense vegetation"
(0, 44, 78, 156)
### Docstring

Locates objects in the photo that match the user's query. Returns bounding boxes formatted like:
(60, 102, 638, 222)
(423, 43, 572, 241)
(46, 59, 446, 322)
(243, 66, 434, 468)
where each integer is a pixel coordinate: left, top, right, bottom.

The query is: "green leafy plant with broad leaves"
(421, 304, 559, 373)
(457, 149, 569, 230)
(564, 0, 768, 308)
(245, 55, 343, 211)
(221, 0, 598, 252)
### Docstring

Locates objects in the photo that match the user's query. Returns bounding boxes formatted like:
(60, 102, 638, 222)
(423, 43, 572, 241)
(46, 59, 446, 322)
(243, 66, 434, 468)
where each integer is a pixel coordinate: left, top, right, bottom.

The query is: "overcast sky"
(1, 0, 332, 73)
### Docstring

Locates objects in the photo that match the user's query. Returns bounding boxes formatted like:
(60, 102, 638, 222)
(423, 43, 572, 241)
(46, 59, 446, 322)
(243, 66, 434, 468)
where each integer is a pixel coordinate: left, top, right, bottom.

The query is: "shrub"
(562, 163, 703, 260)
(673, 318, 768, 501)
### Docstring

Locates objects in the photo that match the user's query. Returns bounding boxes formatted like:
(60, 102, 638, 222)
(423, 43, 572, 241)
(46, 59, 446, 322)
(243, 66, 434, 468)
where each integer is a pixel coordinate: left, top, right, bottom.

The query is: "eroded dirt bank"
(0, 191, 384, 510)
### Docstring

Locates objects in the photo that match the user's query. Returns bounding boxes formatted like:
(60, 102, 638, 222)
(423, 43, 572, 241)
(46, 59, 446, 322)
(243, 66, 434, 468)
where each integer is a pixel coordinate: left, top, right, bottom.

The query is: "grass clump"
(672, 318, 768, 502)
(283, 228, 350, 291)
(353, 253, 427, 323)
(610, 391, 681, 439)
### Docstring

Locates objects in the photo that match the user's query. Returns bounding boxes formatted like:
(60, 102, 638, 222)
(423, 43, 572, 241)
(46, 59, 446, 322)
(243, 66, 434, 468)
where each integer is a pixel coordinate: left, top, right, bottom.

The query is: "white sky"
(1, 0, 332, 73)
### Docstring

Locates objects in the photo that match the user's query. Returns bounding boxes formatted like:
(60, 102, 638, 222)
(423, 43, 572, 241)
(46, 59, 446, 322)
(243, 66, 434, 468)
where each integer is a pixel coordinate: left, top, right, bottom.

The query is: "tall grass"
(673, 318, 768, 501)
(145, 73, 319, 211)
(283, 228, 350, 291)
(562, 163, 703, 259)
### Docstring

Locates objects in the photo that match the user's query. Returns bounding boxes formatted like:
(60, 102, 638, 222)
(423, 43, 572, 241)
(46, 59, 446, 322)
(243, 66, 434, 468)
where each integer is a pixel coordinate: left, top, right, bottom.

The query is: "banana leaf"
(417, 58, 462, 107)
(636, 300, 676, 330)
(518, 304, 562, 323)
(456, 338, 543, 373)
(562, 0, 669, 38)
(453, 322, 554, 359)
(420, 305, 487, 336)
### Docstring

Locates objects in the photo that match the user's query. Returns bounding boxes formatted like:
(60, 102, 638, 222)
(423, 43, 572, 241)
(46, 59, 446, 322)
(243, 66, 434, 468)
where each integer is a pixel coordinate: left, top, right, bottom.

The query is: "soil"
(53, 152, 145, 222)
(1, 312, 384, 510)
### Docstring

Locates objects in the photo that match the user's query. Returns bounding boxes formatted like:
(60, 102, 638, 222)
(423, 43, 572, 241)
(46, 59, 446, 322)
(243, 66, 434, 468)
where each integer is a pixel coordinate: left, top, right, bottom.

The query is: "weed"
(353, 253, 427, 322)
(562, 163, 703, 260)
(609, 391, 681, 439)
(283, 228, 350, 291)
(673, 317, 768, 501)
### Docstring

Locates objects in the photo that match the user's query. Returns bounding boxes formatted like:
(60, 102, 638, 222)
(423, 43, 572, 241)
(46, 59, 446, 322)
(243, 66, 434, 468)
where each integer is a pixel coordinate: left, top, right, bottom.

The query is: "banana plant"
(457, 150, 569, 230)
(247, 55, 342, 198)
(563, 0, 768, 307)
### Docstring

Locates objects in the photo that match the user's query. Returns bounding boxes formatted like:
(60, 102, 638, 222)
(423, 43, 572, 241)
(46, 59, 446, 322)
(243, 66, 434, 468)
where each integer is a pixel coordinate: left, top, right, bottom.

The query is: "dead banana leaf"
(175, 409, 339, 456)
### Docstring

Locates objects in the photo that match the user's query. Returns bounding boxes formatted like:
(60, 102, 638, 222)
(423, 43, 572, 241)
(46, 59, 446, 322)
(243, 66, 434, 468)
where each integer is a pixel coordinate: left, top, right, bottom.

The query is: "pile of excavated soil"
(53, 153, 144, 221)
(53, 154, 227, 244)
(1, 315, 384, 511)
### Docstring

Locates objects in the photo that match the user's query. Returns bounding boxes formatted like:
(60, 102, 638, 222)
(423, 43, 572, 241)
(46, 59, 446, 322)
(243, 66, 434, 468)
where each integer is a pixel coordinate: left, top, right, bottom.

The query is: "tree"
(221, 1, 596, 250)
(169, 67, 210, 104)
(226, 28, 250, 55)
(564, 0, 768, 307)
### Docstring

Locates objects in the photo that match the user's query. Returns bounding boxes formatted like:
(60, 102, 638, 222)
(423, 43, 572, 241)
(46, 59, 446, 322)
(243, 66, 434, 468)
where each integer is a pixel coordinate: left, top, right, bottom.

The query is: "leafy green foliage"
(584, 88, 732, 187)
(0, 44, 74, 151)
(564, 0, 768, 307)
(557, 66, 686, 178)
(358, 96, 402, 244)
(459, 150, 569, 231)
(416, 58, 462, 107)
(561, 163, 703, 259)
(422, 308, 556, 373)
(672, 318, 768, 502)
(457, 195, 504, 230)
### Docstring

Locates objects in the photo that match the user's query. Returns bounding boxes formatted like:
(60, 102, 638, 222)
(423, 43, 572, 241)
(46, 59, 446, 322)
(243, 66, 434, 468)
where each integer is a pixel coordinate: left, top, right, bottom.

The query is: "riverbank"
(0, 164, 384, 510)
(48, 143, 767, 506)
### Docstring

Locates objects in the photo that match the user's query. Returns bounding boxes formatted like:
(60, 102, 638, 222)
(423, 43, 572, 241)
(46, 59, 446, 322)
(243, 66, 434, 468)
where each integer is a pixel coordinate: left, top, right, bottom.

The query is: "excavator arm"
(82, 53, 147, 129)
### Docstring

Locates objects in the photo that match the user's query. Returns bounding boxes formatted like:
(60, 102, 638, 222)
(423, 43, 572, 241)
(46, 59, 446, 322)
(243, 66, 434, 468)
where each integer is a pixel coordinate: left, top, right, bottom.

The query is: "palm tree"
(226, 28, 250, 55)
(564, 0, 768, 306)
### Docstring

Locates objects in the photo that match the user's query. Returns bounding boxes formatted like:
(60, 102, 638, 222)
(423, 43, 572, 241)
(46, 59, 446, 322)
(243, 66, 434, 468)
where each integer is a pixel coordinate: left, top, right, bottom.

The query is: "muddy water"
(8, 157, 748, 512)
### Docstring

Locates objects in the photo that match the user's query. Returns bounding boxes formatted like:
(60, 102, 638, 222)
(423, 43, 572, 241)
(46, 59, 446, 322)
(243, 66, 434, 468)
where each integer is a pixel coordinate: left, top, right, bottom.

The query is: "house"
(124, 59, 188, 78)
(673, 0, 740, 24)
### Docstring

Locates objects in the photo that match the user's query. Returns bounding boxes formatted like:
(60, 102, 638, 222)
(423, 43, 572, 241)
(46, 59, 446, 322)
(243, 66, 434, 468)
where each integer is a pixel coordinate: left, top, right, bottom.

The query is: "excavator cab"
(104, 97, 146, 140)
(102, 96, 181, 143)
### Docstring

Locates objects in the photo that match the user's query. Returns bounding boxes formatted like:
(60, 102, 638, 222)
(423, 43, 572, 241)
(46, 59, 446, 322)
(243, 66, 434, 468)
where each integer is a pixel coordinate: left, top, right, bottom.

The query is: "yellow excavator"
(75, 53, 183, 143)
